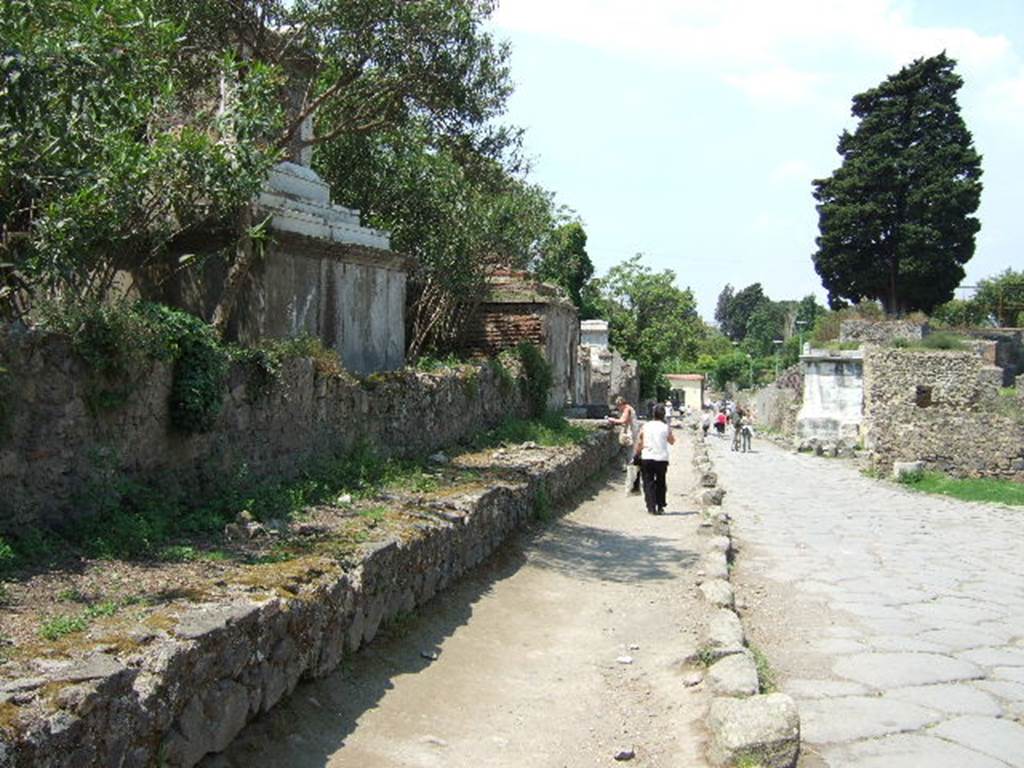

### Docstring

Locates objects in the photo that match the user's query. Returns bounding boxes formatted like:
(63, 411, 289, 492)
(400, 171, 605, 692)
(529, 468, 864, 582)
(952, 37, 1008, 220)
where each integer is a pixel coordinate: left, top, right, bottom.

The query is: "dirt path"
(204, 433, 711, 768)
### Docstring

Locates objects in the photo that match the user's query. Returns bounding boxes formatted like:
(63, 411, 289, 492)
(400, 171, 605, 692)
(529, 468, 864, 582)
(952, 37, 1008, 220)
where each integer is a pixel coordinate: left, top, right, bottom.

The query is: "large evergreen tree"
(812, 52, 983, 315)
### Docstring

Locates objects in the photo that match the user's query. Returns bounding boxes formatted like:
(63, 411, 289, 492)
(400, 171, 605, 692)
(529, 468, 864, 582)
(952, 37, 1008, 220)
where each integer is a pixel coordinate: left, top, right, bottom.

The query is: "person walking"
(607, 396, 640, 494)
(731, 407, 745, 452)
(701, 408, 712, 439)
(634, 403, 675, 514)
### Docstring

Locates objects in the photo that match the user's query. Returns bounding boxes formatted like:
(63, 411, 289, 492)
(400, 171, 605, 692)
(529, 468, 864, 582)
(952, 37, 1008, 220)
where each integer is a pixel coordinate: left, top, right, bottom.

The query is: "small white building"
(665, 373, 705, 409)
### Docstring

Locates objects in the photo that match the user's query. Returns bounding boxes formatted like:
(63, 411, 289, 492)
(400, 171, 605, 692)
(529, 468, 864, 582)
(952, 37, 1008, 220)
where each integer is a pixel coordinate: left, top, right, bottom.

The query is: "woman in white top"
(634, 403, 675, 514)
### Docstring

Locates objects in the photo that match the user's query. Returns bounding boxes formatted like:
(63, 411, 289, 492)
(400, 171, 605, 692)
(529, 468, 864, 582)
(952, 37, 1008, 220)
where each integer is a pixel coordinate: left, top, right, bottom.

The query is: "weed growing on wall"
(489, 356, 515, 395)
(33, 301, 347, 433)
(516, 342, 552, 417)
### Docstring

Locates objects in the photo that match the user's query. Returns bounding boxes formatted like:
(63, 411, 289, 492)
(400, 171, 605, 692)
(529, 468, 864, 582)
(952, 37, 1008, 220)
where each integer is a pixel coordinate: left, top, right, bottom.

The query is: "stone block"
(701, 552, 729, 582)
(705, 609, 745, 658)
(706, 536, 732, 556)
(707, 650, 759, 697)
(700, 579, 735, 609)
(698, 487, 726, 506)
(707, 693, 800, 768)
(892, 461, 924, 480)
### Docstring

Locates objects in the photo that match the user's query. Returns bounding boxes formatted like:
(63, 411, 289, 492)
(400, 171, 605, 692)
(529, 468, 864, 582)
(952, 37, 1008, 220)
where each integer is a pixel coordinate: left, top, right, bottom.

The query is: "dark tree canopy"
(714, 282, 768, 341)
(812, 52, 983, 315)
(533, 220, 593, 308)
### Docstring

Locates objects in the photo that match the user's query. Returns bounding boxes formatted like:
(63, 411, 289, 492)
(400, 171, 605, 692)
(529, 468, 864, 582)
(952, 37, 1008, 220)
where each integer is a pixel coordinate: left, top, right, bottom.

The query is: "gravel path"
(711, 434, 1024, 767)
(203, 435, 710, 768)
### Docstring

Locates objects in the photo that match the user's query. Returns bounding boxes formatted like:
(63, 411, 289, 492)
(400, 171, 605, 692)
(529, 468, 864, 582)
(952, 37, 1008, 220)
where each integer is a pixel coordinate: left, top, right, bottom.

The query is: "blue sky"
(489, 1, 1024, 320)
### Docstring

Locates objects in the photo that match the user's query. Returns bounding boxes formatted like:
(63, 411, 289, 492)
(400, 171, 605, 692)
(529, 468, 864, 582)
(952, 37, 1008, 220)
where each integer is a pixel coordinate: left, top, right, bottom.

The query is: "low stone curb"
(0, 430, 619, 768)
(691, 434, 800, 768)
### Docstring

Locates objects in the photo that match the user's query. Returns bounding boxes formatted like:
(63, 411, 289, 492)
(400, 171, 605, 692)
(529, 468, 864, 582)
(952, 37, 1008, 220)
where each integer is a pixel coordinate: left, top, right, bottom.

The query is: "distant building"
(665, 373, 705, 409)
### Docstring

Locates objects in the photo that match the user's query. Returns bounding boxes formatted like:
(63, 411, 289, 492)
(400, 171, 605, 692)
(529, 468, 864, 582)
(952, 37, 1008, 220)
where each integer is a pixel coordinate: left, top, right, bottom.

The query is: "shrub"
(515, 342, 552, 416)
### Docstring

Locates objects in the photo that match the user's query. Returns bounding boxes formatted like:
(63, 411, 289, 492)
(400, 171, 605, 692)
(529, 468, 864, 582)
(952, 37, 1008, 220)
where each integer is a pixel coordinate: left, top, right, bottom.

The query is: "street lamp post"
(772, 338, 783, 379)
(746, 353, 753, 389)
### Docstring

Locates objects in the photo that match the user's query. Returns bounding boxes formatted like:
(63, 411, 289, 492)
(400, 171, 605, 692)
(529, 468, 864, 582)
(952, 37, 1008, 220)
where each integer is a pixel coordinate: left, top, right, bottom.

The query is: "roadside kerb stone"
(0, 430, 619, 768)
(704, 609, 746, 660)
(708, 651, 760, 697)
(700, 579, 735, 609)
(696, 436, 801, 768)
(700, 551, 729, 582)
(707, 694, 800, 768)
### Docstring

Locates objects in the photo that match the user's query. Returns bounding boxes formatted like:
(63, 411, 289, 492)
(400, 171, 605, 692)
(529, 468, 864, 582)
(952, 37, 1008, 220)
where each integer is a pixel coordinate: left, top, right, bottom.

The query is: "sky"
(488, 0, 1024, 320)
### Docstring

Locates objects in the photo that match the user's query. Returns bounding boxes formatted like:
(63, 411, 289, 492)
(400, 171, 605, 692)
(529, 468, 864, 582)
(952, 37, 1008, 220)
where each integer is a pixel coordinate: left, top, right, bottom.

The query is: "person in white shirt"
(633, 403, 676, 514)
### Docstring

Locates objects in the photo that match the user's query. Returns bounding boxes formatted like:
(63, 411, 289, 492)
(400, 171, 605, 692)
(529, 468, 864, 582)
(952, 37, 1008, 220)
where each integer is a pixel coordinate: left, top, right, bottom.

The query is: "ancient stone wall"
(738, 385, 800, 438)
(839, 319, 928, 344)
(0, 430, 618, 768)
(862, 347, 1024, 479)
(0, 327, 526, 535)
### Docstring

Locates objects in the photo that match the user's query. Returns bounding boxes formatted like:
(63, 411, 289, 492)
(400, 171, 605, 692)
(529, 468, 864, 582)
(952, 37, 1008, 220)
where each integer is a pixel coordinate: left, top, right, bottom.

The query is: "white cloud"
(492, 0, 1018, 106)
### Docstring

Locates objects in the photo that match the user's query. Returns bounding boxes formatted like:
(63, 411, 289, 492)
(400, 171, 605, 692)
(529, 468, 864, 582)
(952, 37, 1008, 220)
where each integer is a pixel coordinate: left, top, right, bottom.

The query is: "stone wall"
(0, 430, 618, 768)
(795, 351, 864, 446)
(863, 346, 1024, 479)
(738, 385, 800, 437)
(0, 326, 527, 535)
(839, 319, 927, 345)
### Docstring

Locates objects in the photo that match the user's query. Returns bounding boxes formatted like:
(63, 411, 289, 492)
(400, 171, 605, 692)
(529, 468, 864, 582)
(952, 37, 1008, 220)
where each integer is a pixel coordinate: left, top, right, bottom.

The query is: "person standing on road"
(634, 403, 675, 514)
(701, 408, 712, 439)
(731, 407, 745, 452)
(607, 396, 640, 494)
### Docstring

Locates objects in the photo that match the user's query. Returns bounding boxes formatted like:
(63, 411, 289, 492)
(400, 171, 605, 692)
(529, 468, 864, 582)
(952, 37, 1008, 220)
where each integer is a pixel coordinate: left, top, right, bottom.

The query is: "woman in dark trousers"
(634, 403, 675, 514)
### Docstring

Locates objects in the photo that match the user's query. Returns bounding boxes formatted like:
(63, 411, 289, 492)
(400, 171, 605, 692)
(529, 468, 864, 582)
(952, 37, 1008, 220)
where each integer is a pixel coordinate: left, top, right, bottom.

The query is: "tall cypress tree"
(812, 52, 983, 315)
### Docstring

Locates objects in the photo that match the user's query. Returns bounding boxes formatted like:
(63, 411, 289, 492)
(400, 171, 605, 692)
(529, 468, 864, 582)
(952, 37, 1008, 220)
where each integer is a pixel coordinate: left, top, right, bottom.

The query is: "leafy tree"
(589, 255, 704, 396)
(812, 52, 983, 315)
(534, 220, 594, 308)
(714, 284, 735, 337)
(715, 282, 769, 342)
(974, 268, 1024, 327)
(1, 0, 283, 316)
(930, 298, 989, 328)
(743, 301, 789, 357)
(320, 122, 556, 356)
(795, 294, 824, 329)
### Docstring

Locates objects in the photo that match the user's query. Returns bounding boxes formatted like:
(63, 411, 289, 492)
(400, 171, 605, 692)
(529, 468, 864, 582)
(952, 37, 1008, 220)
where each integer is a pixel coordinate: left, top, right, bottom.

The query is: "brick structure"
(461, 271, 579, 409)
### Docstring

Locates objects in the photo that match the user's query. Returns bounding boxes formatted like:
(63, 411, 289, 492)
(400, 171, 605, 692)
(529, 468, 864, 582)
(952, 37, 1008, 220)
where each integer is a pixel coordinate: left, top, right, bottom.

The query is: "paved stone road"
(710, 434, 1024, 767)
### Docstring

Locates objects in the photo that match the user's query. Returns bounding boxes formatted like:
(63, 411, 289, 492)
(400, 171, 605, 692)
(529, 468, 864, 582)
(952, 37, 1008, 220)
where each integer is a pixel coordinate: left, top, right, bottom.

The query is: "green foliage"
(710, 352, 752, 391)
(812, 53, 983, 315)
(749, 644, 778, 694)
(891, 332, 967, 351)
(534, 220, 594, 307)
(589, 255, 705, 396)
(474, 412, 588, 449)
(1, 0, 283, 312)
(898, 470, 1024, 506)
(38, 599, 122, 641)
(974, 268, 1024, 327)
(516, 342, 553, 417)
(489, 357, 515, 395)
(38, 300, 230, 431)
(0, 538, 14, 570)
(715, 283, 768, 342)
(930, 298, 989, 329)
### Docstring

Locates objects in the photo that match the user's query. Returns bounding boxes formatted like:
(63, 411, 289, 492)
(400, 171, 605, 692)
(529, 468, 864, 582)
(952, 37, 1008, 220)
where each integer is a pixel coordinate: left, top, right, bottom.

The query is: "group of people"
(607, 396, 674, 515)
(700, 402, 754, 453)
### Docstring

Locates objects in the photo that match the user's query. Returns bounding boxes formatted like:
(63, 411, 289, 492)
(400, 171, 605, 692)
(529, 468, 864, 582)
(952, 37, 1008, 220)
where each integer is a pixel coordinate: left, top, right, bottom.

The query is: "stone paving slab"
(820, 732, 1010, 768)
(930, 715, 1024, 766)
(799, 696, 940, 744)
(710, 437, 1024, 768)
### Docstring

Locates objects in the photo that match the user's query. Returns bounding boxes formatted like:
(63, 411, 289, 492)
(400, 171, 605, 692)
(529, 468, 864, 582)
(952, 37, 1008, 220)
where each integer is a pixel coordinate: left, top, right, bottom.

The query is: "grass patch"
(473, 412, 589, 449)
(156, 545, 230, 563)
(891, 332, 967, 351)
(749, 644, 778, 693)
(38, 600, 120, 641)
(898, 470, 1024, 506)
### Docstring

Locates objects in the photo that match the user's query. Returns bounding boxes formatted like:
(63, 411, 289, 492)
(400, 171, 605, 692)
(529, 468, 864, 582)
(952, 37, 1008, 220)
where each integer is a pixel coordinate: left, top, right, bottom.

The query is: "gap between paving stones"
(0, 430, 619, 768)
(691, 429, 801, 768)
